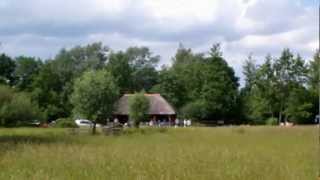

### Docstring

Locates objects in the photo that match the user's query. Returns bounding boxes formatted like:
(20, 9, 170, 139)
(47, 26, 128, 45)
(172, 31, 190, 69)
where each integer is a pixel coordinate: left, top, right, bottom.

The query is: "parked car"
(75, 119, 101, 127)
(23, 120, 41, 127)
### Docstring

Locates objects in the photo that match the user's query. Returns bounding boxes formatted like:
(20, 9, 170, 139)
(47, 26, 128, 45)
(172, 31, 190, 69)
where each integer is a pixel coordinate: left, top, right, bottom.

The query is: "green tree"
(151, 67, 187, 109)
(307, 50, 320, 122)
(273, 49, 308, 123)
(0, 85, 13, 108)
(71, 70, 119, 134)
(128, 92, 150, 128)
(0, 54, 15, 85)
(198, 44, 239, 120)
(106, 47, 159, 93)
(308, 50, 320, 91)
(106, 51, 133, 93)
(180, 100, 207, 120)
(32, 42, 109, 121)
(242, 54, 257, 92)
(284, 87, 312, 124)
(132, 66, 159, 92)
(32, 61, 66, 121)
(0, 85, 43, 126)
(14, 56, 42, 91)
(239, 55, 258, 123)
(152, 45, 204, 110)
(245, 55, 278, 123)
(242, 49, 311, 124)
(152, 44, 239, 122)
(126, 47, 159, 70)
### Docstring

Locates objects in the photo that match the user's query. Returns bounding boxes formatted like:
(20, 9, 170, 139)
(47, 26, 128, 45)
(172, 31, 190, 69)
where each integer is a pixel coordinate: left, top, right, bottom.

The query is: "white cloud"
(0, 0, 317, 84)
(143, 0, 219, 23)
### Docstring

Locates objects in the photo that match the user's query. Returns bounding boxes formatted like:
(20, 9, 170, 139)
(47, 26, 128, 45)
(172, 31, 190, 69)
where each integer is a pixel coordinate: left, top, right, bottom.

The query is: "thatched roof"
(114, 94, 176, 115)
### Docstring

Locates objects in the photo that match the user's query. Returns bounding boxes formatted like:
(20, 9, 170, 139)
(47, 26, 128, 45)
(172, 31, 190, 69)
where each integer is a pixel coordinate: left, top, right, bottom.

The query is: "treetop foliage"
(0, 42, 318, 126)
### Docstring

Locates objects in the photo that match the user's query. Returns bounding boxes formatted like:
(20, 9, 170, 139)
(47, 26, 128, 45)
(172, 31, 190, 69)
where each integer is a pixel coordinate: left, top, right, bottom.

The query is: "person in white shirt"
(114, 118, 119, 123)
(149, 120, 153, 127)
(187, 119, 191, 127)
(175, 119, 179, 128)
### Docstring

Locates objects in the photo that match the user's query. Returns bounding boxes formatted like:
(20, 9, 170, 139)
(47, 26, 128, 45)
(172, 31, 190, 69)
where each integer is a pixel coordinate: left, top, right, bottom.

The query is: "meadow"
(0, 126, 318, 180)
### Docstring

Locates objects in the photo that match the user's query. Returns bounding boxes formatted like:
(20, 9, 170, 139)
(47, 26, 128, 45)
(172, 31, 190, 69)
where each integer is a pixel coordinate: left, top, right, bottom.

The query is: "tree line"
(0, 42, 318, 126)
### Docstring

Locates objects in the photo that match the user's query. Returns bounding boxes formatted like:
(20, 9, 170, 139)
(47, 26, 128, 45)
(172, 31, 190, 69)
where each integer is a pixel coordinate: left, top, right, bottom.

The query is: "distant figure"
(187, 119, 191, 127)
(315, 115, 319, 124)
(285, 121, 294, 127)
(175, 119, 179, 128)
(183, 119, 187, 127)
(149, 120, 153, 127)
(160, 120, 164, 127)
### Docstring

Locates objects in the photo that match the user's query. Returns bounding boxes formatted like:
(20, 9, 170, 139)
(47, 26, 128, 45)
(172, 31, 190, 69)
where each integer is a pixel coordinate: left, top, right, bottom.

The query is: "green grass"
(0, 126, 318, 180)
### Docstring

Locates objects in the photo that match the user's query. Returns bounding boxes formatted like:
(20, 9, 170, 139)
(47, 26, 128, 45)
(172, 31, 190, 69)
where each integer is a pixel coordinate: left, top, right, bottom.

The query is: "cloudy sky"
(0, 0, 317, 83)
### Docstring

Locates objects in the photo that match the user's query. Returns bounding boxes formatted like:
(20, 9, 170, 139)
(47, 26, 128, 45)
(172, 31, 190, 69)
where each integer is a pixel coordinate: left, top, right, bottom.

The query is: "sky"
(0, 0, 318, 84)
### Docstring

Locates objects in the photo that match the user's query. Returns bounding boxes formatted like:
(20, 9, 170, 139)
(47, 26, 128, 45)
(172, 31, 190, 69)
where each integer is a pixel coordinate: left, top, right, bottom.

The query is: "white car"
(75, 119, 102, 127)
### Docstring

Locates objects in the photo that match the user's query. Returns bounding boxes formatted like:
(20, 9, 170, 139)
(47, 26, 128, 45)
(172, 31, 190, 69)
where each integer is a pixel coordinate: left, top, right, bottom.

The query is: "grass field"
(0, 126, 318, 180)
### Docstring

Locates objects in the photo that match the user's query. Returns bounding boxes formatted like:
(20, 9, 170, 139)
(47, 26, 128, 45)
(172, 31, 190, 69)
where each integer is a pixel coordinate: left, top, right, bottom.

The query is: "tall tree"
(106, 47, 159, 92)
(71, 70, 119, 134)
(307, 50, 320, 122)
(283, 87, 312, 124)
(32, 61, 67, 121)
(198, 44, 239, 120)
(106, 51, 133, 93)
(32, 42, 109, 121)
(242, 54, 257, 92)
(151, 45, 202, 110)
(126, 47, 159, 91)
(14, 56, 42, 91)
(0, 54, 15, 85)
(242, 49, 311, 124)
(273, 49, 308, 122)
(253, 55, 278, 122)
(151, 67, 187, 109)
(152, 44, 239, 122)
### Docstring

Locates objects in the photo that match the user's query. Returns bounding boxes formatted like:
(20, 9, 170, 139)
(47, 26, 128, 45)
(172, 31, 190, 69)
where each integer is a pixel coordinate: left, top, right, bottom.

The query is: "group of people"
(175, 119, 192, 127)
(146, 119, 192, 127)
(147, 120, 171, 127)
(115, 118, 192, 128)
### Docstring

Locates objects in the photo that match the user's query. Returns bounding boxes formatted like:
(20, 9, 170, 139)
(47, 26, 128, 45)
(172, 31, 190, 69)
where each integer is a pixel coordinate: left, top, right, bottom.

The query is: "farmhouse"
(113, 94, 176, 124)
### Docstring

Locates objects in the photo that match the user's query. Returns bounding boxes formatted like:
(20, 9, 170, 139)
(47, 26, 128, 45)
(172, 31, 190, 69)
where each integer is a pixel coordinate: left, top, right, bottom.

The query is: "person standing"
(187, 119, 191, 127)
(149, 120, 153, 127)
(175, 119, 179, 128)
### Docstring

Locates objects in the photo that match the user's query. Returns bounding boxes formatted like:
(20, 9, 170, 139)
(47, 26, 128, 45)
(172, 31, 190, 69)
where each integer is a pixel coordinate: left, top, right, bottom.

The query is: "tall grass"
(0, 126, 318, 180)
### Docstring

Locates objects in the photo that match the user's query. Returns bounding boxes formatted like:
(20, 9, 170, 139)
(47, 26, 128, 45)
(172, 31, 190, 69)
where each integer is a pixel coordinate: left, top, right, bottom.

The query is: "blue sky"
(0, 0, 318, 83)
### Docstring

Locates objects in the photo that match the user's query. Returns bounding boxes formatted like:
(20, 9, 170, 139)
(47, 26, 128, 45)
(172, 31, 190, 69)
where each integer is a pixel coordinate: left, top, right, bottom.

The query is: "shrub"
(265, 117, 278, 126)
(0, 86, 44, 127)
(53, 118, 78, 128)
(0, 85, 13, 107)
